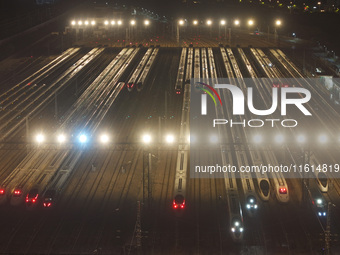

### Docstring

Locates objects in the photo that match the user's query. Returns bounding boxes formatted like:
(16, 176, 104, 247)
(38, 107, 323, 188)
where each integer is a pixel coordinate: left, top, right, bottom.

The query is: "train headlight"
(323, 212, 326, 216)
(240, 227, 244, 232)
(165, 134, 175, 144)
(235, 221, 240, 227)
(318, 212, 322, 216)
(142, 134, 152, 144)
(250, 198, 254, 203)
(57, 134, 66, 143)
(79, 134, 88, 143)
(100, 134, 110, 144)
(36, 133, 45, 144)
(246, 204, 251, 209)
(231, 228, 235, 232)
(316, 199, 322, 205)
(254, 204, 258, 209)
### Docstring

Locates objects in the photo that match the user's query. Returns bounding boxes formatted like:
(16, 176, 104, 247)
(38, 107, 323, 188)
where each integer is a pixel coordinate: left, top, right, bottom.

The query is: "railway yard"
(0, 31, 340, 254)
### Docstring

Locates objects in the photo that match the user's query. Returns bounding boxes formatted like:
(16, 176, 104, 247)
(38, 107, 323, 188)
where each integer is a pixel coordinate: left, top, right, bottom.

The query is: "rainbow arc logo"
(196, 82, 222, 113)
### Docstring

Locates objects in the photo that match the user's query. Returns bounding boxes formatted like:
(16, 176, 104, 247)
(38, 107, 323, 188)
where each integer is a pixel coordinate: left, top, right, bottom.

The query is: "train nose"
(260, 180, 270, 197)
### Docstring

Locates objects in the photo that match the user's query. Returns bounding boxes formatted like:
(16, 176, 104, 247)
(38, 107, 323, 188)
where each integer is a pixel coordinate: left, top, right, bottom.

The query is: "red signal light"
(279, 187, 287, 194)
(0, 189, 4, 195)
(14, 190, 21, 195)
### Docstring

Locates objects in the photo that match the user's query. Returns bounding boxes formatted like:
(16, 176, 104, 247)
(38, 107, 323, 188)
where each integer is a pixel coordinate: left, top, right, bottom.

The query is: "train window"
(318, 173, 327, 187)
(27, 189, 39, 198)
(180, 152, 184, 170)
(178, 178, 182, 191)
(174, 195, 184, 204)
(44, 190, 56, 199)
(260, 180, 269, 196)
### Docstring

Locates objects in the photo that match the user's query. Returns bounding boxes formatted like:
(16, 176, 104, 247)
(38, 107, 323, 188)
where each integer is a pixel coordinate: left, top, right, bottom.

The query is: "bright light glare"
(207, 20, 212, 25)
(220, 20, 226, 25)
(91, 20, 96, 25)
(275, 134, 285, 144)
(84, 21, 89, 25)
(78, 21, 83, 25)
(253, 134, 262, 144)
(276, 19, 282, 26)
(248, 19, 254, 26)
(235, 221, 240, 226)
(117, 20, 122, 25)
(210, 135, 218, 143)
(193, 20, 198, 25)
(318, 134, 328, 144)
(111, 20, 115, 25)
(144, 20, 150, 25)
(297, 134, 306, 144)
(36, 134, 45, 143)
(57, 134, 66, 143)
(179, 19, 184, 25)
(234, 19, 240, 25)
(142, 134, 152, 144)
(71, 20, 76, 25)
(130, 20, 136, 25)
(317, 198, 322, 205)
(104, 20, 109, 25)
(165, 134, 175, 144)
(79, 134, 87, 143)
(100, 134, 109, 144)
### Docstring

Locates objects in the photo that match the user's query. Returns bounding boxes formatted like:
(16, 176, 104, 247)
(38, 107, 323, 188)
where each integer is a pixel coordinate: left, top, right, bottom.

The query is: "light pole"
(177, 19, 184, 45)
(142, 134, 152, 207)
(117, 20, 122, 45)
(325, 202, 336, 255)
(232, 19, 240, 46)
(220, 20, 226, 41)
(144, 20, 150, 43)
(130, 20, 136, 42)
(193, 20, 198, 37)
(248, 19, 254, 33)
(206, 19, 212, 38)
(274, 19, 281, 45)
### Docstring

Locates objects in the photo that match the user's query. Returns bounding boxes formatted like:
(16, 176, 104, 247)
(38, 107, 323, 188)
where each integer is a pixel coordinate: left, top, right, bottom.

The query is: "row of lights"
(34, 133, 335, 145)
(71, 19, 150, 26)
(33, 133, 177, 145)
(178, 19, 282, 27)
(71, 18, 282, 28)
(35, 133, 110, 144)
